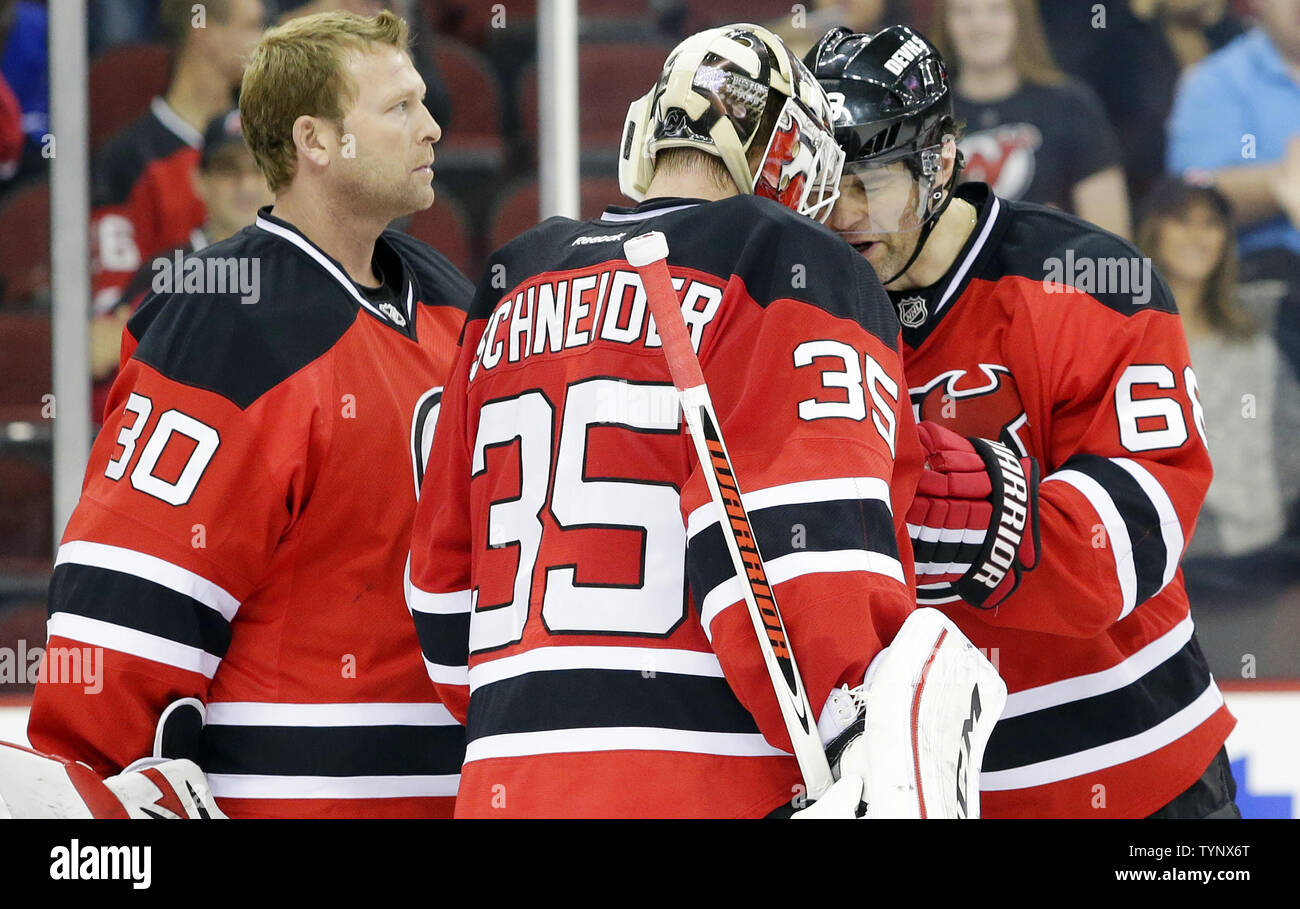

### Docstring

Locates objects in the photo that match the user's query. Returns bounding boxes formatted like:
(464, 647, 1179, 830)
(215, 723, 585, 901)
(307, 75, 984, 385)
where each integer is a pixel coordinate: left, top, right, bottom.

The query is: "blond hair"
(239, 10, 410, 193)
(932, 0, 1066, 86)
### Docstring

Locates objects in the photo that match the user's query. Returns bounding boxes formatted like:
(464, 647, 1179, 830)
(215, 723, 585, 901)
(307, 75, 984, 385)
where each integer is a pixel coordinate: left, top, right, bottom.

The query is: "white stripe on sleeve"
(1046, 469, 1138, 619)
(56, 540, 240, 622)
(47, 612, 221, 678)
(1112, 457, 1184, 593)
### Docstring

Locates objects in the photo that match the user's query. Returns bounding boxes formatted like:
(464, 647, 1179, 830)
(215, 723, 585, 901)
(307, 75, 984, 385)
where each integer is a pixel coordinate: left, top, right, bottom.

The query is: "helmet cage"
(754, 95, 845, 222)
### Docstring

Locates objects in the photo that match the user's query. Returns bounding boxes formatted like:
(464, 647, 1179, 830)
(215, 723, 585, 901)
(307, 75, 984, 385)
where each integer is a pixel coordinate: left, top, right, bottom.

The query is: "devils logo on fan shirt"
(957, 124, 1042, 200)
(910, 364, 1029, 455)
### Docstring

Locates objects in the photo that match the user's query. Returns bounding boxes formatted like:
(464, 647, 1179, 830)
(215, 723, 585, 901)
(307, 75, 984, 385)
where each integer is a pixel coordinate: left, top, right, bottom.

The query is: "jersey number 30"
(104, 392, 220, 506)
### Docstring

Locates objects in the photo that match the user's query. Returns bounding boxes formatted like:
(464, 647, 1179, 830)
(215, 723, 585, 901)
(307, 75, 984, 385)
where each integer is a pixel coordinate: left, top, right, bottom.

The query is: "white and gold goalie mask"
(619, 23, 846, 223)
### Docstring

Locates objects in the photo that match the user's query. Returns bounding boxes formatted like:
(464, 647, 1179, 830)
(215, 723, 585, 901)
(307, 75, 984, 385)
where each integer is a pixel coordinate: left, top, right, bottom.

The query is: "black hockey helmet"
(805, 25, 962, 284)
(805, 25, 955, 169)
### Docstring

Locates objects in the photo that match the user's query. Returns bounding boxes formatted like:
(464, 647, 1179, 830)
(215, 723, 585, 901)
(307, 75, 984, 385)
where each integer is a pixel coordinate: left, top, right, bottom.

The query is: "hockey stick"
(623, 231, 835, 801)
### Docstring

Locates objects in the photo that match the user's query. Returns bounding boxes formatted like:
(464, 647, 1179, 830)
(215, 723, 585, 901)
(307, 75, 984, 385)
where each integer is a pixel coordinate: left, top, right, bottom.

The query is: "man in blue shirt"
(1167, 0, 1300, 258)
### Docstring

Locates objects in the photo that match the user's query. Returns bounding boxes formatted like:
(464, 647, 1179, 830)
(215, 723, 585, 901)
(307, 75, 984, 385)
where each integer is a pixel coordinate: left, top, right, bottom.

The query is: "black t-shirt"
(1039, 1, 1244, 202)
(954, 79, 1122, 212)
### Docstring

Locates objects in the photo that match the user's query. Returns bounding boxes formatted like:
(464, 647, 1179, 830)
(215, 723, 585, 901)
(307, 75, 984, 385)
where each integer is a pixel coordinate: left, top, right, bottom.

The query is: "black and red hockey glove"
(906, 421, 1041, 609)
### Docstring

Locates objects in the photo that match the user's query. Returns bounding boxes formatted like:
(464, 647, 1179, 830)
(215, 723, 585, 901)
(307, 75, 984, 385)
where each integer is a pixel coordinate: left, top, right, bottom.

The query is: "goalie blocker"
(794, 608, 1007, 818)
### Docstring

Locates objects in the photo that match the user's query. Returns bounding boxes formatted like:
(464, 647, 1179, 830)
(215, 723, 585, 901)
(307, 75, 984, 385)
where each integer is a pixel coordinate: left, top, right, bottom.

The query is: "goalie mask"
(619, 24, 845, 223)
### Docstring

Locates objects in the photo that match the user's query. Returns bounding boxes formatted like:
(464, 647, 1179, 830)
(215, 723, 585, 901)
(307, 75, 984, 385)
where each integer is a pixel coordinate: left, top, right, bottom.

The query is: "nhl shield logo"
(898, 295, 927, 328)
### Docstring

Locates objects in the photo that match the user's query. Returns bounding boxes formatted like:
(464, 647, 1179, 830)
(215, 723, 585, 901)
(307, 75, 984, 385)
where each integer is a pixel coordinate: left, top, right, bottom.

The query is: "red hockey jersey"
(898, 183, 1233, 817)
(407, 195, 922, 817)
(90, 98, 206, 310)
(29, 209, 470, 818)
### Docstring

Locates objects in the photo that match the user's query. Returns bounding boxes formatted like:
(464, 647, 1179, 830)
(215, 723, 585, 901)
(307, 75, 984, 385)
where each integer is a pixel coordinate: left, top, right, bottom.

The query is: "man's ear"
(939, 134, 960, 186)
(292, 115, 335, 170)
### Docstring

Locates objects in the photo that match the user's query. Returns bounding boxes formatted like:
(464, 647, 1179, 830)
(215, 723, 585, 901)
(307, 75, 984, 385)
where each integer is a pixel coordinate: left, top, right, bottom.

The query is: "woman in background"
(1137, 177, 1300, 560)
(933, 0, 1132, 237)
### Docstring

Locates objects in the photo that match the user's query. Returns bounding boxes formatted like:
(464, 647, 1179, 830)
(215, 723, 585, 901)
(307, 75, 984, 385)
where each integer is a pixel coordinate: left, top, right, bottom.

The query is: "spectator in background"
(89, 0, 265, 312)
(769, 0, 911, 57)
(1167, 0, 1300, 258)
(0, 0, 48, 190)
(0, 70, 20, 182)
(1136, 177, 1300, 559)
(933, 0, 1132, 238)
(91, 109, 273, 424)
(88, 0, 157, 55)
(1040, 1, 1244, 205)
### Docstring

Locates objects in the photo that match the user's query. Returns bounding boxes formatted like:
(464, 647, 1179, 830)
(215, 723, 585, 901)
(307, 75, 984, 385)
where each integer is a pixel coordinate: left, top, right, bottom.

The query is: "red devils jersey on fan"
(407, 195, 921, 817)
(90, 98, 207, 310)
(895, 182, 1232, 818)
(28, 209, 471, 818)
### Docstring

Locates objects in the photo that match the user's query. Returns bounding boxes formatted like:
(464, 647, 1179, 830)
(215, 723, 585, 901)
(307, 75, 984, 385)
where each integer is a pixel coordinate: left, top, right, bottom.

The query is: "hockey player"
(810, 25, 1238, 818)
(25, 11, 470, 818)
(405, 23, 1003, 819)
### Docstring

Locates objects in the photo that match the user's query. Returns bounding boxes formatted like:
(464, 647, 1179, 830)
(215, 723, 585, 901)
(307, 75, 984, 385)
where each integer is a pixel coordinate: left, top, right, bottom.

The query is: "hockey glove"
(907, 421, 1041, 609)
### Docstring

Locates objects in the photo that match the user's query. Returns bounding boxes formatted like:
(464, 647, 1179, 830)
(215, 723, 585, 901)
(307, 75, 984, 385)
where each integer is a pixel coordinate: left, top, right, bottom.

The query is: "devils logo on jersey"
(910, 364, 1029, 455)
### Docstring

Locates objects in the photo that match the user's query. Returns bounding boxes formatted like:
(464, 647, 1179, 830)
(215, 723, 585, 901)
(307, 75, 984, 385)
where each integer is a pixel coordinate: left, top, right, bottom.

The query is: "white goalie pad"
(837, 608, 1007, 818)
(0, 741, 224, 819)
(0, 740, 118, 818)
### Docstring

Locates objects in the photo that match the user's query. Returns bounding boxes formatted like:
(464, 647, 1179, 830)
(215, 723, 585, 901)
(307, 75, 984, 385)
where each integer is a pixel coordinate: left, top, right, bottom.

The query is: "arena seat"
(0, 314, 49, 423)
(0, 181, 50, 309)
(0, 455, 52, 564)
(404, 184, 478, 278)
(487, 175, 624, 252)
(432, 40, 507, 172)
(89, 44, 171, 152)
(518, 43, 673, 153)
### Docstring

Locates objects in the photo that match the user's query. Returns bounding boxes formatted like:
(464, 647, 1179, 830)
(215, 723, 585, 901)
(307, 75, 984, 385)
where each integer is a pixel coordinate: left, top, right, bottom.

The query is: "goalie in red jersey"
(406, 22, 1007, 819)
(810, 25, 1238, 818)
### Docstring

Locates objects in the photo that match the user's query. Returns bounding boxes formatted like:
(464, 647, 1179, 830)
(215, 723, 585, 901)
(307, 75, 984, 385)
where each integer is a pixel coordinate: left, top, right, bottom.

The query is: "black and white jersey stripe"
(461, 645, 785, 763)
(685, 476, 903, 639)
(201, 701, 463, 800)
(980, 616, 1223, 791)
(50, 541, 239, 678)
(404, 558, 470, 688)
(1046, 454, 1184, 620)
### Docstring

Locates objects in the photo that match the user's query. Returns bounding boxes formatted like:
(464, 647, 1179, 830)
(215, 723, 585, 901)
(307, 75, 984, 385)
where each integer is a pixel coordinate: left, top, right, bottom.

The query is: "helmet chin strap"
(879, 168, 960, 288)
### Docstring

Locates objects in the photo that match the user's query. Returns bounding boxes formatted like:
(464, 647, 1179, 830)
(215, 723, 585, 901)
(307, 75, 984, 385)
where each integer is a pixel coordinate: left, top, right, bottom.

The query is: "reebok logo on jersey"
(572, 232, 627, 246)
